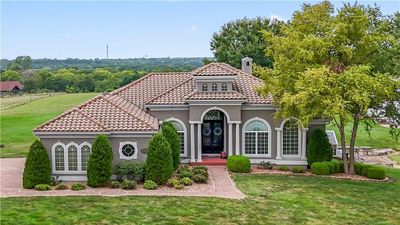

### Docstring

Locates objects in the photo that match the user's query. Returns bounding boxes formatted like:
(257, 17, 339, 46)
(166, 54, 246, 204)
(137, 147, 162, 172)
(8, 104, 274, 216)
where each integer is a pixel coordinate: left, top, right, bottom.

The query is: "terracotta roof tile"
(146, 78, 194, 105)
(191, 63, 237, 76)
(185, 91, 246, 101)
(0, 81, 24, 91)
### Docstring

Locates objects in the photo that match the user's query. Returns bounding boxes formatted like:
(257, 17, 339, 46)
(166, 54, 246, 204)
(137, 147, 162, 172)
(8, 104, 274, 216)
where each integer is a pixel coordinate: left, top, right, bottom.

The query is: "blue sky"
(1, 0, 399, 59)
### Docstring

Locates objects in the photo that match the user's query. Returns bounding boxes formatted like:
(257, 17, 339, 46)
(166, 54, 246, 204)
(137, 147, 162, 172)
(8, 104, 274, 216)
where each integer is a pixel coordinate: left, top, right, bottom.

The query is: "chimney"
(241, 57, 253, 75)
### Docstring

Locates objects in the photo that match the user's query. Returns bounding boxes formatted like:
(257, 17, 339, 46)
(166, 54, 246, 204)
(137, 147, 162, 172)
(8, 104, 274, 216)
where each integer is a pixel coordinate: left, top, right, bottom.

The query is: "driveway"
(0, 158, 245, 199)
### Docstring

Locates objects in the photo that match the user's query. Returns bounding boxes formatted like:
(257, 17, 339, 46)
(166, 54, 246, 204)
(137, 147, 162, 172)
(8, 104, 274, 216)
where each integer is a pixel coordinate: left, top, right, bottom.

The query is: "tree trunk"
(349, 110, 361, 175)
(338, 116, 349, 174)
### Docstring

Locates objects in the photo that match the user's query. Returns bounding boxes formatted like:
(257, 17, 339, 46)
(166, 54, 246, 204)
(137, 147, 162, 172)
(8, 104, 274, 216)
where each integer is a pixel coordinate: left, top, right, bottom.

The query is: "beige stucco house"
(34, 58, 327, 181)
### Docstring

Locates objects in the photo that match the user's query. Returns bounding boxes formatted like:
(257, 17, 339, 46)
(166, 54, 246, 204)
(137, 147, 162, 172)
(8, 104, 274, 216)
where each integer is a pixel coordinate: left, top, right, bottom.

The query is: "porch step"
(190, 157, 227, 166)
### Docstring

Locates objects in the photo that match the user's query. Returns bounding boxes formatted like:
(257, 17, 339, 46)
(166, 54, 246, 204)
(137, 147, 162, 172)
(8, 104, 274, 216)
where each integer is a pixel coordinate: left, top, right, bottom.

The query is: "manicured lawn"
(1, 172, 399, 225)
(326, 122, 400, 150)
(389, 154, 400, 165)
(0, 93, 98, 158)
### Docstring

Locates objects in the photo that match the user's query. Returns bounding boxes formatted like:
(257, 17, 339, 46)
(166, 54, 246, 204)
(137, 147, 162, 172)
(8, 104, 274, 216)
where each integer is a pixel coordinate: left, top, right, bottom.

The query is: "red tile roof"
(35, 63, 272, 133)
(0, 81, 24, 91)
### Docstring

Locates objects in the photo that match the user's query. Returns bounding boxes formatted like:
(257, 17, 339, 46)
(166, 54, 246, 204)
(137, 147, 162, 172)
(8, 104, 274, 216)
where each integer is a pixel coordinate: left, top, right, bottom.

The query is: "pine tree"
(23, 140, 51, 189)
(161, 122, 180, 170)
(87, 134, 113, 187)
(307, 129, 333, 166)
(145, 133, 173, 185)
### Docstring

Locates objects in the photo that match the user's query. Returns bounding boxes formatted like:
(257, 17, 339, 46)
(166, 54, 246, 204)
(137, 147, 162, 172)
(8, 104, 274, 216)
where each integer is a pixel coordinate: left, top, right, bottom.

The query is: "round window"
(203, 127, 211, 136)
(122, 144, 136, 157)
(214, 127, 222, 136)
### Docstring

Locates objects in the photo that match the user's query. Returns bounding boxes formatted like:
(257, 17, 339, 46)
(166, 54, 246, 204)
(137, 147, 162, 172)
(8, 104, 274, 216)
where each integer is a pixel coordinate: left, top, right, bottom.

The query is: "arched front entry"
(201, 110, 225, 154)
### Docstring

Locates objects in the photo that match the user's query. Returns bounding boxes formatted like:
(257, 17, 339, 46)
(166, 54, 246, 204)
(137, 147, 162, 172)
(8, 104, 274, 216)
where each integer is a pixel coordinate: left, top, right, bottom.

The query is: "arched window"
(243, 118, 270, 156)
(68, 145, 78, 171)
(212, 83, 218, 92)
(170, 121, 185, 155)
(202, 83, 208, 92)
(282, 119, 300, 156)
(221, 83, 227, 91)
(80, 145, 91, 171)
(54, 144, 65, 171)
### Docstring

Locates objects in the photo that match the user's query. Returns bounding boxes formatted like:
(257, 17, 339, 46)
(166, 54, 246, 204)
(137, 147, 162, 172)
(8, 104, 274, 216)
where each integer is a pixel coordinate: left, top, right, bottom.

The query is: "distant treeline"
(0, 57, 208, 93)
(0, 57, 205, 71)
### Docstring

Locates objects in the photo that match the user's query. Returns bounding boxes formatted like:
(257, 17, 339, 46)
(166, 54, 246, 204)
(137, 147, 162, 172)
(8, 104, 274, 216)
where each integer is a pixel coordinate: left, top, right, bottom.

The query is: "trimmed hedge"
(366, 167, 386, 180)
(326, 161, 335, 174)
(354, 162, 363, 175)
(227, 155, 251, 173)
(143, 180, 158, 190)
(145, 133, 174, 185)
(87, 134, 113, 187)
(331, 160, 342, 173)
(161, 122, 181, 170)
(35, 184, 51, 191)
(306, 129, 333, 166)
(71, 183, 86, 191)
(23, 140, 52, 189)
(311, 162, 331, 175)
(361, 164, 373, 176)
(277, 166, 289, 171)
(291, 166, 305, 173)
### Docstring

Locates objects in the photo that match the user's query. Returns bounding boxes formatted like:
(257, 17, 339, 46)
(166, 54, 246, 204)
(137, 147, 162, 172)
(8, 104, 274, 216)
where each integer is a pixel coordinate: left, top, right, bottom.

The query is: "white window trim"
(164, 117, 188, 157)
(51, 141, 92, 175)
(280, 117, 302, 158)
(212, 83, 218, 92)
(119, 141, 138, 160)
(202, 83, 208, 92)
(242, 117, 272, 158)
(79, 142, 92, 171)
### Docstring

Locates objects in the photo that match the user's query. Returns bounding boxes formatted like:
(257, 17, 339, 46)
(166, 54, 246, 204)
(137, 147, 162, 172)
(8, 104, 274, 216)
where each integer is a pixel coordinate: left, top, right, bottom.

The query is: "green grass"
(0, 93, 98, 158)
(327, 122, 400, 150)
(1, 171, 400, 225)
(389, 154, 400, 165)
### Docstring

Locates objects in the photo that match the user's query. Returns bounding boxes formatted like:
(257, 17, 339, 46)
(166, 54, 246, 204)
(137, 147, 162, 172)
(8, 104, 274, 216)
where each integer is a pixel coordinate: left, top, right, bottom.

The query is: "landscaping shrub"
(192, 166, 207, 172)
(143, 180, 158, 190)
(180, 177, 193, 186)
(111, 181, 121, 188)
(145, 133, 174, 185)
(277, 166, 289, 171)
(177, 165, 192, 174)
(366, 167, 386, 180)
(354, 162, 363, 175)
(23, 140, 51, 189)
(71, 183, 86, 191)
(227, 155, 251, 173)
(55, 184, 69, 190)
(326, 161, 335, 174)
(161, 122, 181, 170)
(306, 129, 333, 166)
(87, 134, 113, 187)
(174, 183, 184, 190)
(311, 162, 330, 175)
(192, 174, 207, 183)
(291, 166, 305, 173)
(121, 179, 137, 190)
(35, 184, 51, 191)
(331, 160, 342, 173)
(179, 170, 193, 178)
(258, 161, 274, 169)
(361, 164, 373, 176)
(50, 176, 62, 186)
(193, 168, 208, 179)
(115, 161, 146, 181)
(167, 178, 180, 187)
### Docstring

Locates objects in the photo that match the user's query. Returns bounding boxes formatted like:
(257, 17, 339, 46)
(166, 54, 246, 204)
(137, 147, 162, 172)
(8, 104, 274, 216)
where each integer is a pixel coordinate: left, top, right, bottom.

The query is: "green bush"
(121, 179, 137, 190)
(354, 162, 363, 175)
(55, 183, 68, 190)
(35, 184, 51, 191)
(111, 181, 121, 188)
(311, 162, 331, 175)
(258, 161, 274, 169)
(192, 174, 207, 183)
(145, 133, 174, 185)
(366, 167, 386, 180)
(326, 161, 335, 174)
(179, 170, 193, 178)
(143, 180, 158, 190)
(161, 122, 181, 170)
(307, 129, 333, 166)
(192, 166, 207, 172)
(193, 168, 208, 179)
(23, 140, 52, 189)
(87, 135, 113, 187)
(114, 161, 146, 181)
(291, 166, 305, 173)
(167, 178, 180, 187)
(71, 183, 86, 191)
(180, 177, 193, 186)
(174, 183, 184, 190)
(227, 155, 251, 173)
(277, 166, 289, 171)
(331, 160, 342, 173)
(177, 165, 192, 173)
(361, 164, 373, 176)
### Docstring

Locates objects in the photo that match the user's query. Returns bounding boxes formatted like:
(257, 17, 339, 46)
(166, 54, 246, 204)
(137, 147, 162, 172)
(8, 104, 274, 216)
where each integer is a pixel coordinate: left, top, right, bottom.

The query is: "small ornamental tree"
(87, 134, 113, 187)
(23, 140, 51, 189)
(161, 121, 180, 170)
(307, 129, 333, 166)
(146, 133, 173, 185)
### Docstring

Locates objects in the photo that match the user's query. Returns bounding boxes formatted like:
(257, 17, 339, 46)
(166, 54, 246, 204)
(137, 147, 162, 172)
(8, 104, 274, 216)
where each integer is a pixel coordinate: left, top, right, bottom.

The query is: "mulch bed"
(251, 167, 392, 182)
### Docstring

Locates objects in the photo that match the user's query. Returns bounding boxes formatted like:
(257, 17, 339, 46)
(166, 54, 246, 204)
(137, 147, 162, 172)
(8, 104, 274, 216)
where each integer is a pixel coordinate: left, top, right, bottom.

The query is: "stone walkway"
(0, 158, 245, 199)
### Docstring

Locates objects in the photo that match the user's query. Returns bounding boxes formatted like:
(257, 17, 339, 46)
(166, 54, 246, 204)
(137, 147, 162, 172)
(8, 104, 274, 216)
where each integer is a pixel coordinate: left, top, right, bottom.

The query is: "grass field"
(0, 93, 98, 158)
(1, 172, 399, 225)
(326, 122, 400, 150)
(0, 93, 63, 111)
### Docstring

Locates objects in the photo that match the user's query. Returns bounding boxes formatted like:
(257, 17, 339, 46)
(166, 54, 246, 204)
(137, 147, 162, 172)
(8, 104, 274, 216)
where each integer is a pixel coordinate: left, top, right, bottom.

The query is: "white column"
(190, 123, 195, 162)
(235, 123, 240, 155)
(228, 123, 233, 156)
(301, 128, 309, 160)
(197, 123, 202, 162)
(275, 128, 282, 160)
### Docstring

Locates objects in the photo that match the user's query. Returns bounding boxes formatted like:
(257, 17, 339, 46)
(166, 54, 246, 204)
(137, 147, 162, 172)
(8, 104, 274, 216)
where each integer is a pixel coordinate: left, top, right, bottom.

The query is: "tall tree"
(210, 17, 283, 69)
(256, 1, 399, 174)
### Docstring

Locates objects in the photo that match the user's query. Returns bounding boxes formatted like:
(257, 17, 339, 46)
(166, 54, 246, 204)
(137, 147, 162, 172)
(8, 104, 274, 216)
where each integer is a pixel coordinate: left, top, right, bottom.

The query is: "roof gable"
(0, 81, 24, 91)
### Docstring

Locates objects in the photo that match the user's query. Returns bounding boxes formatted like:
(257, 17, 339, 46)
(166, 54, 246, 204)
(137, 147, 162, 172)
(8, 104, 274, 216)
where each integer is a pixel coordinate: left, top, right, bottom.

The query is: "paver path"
(0, 158, 245, 199)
